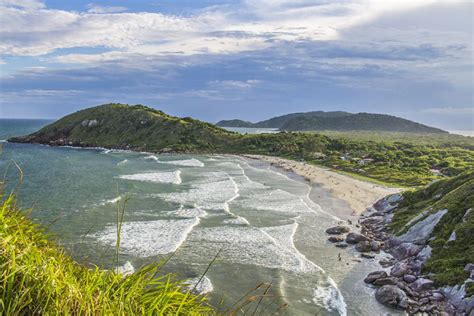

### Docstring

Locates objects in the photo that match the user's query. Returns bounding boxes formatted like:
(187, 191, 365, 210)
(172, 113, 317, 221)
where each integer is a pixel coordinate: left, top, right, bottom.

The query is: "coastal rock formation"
(333, 172, 474, 314)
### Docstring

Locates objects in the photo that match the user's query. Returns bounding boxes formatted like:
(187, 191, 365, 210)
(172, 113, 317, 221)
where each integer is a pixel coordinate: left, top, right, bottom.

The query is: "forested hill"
(8, 103, 236, 152)
(216, 111, 447, 133)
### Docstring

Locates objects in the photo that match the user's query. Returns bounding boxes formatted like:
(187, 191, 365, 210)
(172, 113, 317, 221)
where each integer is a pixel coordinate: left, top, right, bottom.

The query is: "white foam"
(117, 159, 128, 166)
(144, 155, 159, 161)
(118, 170, 182, 184)
(101, 196, 122, 205)
(158, 158, 205, 167)
(171, 207, 207, 218)
(92, 218, 200, 257)
(183, 276, 214, 294)
(222, 217, 249, 225)
(157, 172, 236, 210)
(312, 285, 347, 316)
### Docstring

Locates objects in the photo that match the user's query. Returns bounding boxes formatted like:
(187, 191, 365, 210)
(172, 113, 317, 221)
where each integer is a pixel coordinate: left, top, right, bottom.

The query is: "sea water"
(0, 119, 400, 315)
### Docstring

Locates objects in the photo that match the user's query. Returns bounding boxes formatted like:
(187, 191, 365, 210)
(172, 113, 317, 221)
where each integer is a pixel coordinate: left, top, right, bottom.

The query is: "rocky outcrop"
(355, 194, 465, 314)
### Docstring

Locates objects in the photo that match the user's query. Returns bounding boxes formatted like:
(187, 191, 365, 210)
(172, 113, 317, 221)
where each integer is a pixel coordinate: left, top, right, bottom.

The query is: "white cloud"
(0, 0, 44, 10)
(0, 0, 453, 61)
(209, 79, 261, 89)
(86, 3, 127, 14)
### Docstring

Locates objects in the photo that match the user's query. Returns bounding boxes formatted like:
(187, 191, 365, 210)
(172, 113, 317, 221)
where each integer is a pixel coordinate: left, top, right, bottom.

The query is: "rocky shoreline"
(326, 193, 473, 315)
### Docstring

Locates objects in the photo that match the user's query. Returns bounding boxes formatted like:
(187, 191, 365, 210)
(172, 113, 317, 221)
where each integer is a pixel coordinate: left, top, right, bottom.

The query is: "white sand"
(244, 155, 400, 215)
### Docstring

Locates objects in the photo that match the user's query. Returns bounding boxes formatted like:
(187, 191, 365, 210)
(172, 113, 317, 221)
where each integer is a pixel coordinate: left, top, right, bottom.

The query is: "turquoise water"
(0, 120, 397, 315)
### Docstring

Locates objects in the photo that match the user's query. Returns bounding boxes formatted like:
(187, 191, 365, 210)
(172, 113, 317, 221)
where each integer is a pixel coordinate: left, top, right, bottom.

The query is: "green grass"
(0, 193, 213, 315)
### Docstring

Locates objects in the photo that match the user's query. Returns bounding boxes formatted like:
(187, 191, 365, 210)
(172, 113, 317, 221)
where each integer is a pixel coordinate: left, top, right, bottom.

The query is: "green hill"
(214, 119, 255, 128)
(9, 103, 236, 153)
(8, 103, 473, 186)
(216, 111, 446, 133)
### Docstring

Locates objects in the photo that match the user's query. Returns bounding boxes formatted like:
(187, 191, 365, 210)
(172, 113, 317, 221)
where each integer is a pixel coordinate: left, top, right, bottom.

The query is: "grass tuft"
(0, 193, 213, 315)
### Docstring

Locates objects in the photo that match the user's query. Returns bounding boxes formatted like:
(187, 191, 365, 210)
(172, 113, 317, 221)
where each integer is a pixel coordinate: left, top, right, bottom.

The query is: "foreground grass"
(0, 193, 213, 315)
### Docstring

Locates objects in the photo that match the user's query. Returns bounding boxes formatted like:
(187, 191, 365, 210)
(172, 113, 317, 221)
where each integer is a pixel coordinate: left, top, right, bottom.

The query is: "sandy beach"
(244, 154, 400, 215)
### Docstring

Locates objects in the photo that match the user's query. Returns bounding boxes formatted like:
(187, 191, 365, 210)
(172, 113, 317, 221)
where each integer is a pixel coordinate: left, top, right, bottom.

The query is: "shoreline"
(243, 154, 400, 215)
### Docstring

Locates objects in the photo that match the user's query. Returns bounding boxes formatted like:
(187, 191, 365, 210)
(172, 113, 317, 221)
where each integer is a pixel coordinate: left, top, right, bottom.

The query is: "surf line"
(238, 158, 342, 221)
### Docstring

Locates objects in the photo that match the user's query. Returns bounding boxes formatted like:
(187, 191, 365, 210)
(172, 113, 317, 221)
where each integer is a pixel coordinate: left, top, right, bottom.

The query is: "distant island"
(216, 111, 447, 133)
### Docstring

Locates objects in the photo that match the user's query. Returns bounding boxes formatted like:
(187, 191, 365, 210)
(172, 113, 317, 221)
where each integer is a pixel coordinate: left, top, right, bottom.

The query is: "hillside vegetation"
(9, 104, 474, 187)
(389, 171, 474, 295)
(0, 193, 212, 315)
(217, 111, 446, 133)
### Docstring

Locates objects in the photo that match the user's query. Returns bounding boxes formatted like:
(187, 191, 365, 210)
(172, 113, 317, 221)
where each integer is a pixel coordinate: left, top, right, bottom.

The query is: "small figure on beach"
(338, 253, 342, 261)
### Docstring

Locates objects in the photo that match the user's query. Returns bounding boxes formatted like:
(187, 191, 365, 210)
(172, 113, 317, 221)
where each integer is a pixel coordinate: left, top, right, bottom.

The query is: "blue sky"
(0, 0, 472, 130)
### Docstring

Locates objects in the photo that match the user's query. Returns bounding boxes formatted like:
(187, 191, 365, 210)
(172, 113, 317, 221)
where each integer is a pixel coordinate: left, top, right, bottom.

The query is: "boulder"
(375, 285, 409, 310)
(325, 226, 350, 235)
(346, 232, 368, 244)
(364, 271, 388, 284)
(389, 242, 422, 260)
(410, 278, 434, 292)
(379, 257, 396, 268)
(390, 261, 409, 277)
(403, 274, 417, 283)
(361, 253, 376, 259)
(355, 241, 372, 253)
(335, 243, 348, 248)
(373, 277, 398, 286)
(370, 241, 382, 252)
(328, 236, 345, 243)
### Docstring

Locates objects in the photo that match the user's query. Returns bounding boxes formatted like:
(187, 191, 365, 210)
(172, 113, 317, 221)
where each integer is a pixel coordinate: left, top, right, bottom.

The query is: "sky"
(0, 0, 473, 130)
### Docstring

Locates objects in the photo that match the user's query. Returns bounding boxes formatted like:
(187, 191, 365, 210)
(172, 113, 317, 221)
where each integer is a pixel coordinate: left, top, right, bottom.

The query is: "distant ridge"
(216, 111, 447, 133)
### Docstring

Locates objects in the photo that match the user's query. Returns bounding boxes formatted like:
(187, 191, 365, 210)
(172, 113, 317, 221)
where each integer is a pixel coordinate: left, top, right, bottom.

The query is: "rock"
(361, 253, 376, 259)
(403, 274, 417, 283)
(419, 297, 430, 305)
(416, 245, 432, 263)
(375, 285, 409, 310)
(335, 243, 348, 248)
(370, 241, 382, 252)
(364, 271, 388, 284)
(410, 278, 434, 292)
(390, 261, 409, 277)
(398, 209, 448, 245)
(325, 226, 350, 235)
(346, 232, 368, 244)
(389, 242, 422, 260)
(361, 216, 384, 226)
(328, 236, 345, 243)
(355, 241, 372, 252)
(373, 193, 402, 213)
(430, 292, 444, 301)
(379, 257, 396, 268)
(373, 277, 398, 286)
(464, 263, 474, 273)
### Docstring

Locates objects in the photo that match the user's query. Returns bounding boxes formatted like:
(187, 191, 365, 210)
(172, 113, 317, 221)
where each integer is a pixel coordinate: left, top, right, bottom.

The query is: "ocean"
(0, 119, 399, 315)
